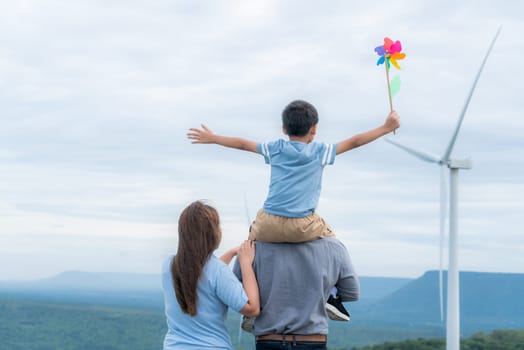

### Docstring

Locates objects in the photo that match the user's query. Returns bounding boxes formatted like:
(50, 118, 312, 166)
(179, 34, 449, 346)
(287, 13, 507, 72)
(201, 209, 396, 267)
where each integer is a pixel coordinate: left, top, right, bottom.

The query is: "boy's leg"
(250, 211, 336, 243)
(326, 288, 350, 321)
(250, 210, 303, 242)
(241, 315, 255, 333)
(249, 209, 282, 241)
(292, 213, 335, 241)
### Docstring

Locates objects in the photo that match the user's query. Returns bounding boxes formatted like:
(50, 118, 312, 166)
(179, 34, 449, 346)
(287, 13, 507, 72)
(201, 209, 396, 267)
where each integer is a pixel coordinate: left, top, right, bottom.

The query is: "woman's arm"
(219, 246, 239, 265)
(237, 240, 260, 317)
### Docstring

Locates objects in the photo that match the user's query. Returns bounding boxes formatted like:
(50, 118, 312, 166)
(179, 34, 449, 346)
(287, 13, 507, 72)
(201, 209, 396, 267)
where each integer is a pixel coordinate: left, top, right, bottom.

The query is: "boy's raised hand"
(385, 110, 400, 133)
(187, 124, 215, 144)
(186, 125, 258, 153)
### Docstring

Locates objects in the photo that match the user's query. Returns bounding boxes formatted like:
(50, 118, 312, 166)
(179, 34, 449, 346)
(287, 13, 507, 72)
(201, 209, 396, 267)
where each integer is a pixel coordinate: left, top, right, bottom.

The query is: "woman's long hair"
(171, 201, 220, 316)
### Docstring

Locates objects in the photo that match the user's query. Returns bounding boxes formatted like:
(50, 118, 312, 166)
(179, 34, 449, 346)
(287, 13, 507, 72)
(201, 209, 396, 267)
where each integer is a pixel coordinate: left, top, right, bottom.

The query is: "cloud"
(0, 0, 522, 279)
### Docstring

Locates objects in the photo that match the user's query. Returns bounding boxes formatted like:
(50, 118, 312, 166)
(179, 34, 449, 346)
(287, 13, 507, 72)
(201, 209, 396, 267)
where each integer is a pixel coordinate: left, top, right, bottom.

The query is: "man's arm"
(336, 111, 400, 155)
(334, 242, 360, 302)
(187, 124, 258, 153)
(337, 275, 360, 302)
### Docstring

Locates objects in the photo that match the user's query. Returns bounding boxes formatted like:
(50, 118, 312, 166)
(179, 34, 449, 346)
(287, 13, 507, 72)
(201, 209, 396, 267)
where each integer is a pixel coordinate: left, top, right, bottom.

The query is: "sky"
(1, 0, 523, 280)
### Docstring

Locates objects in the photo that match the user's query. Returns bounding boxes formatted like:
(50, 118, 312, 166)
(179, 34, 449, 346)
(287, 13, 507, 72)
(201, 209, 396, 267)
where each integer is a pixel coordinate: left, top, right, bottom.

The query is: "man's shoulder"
(255, 238, 346, 251)
(311, 237, 348, 250)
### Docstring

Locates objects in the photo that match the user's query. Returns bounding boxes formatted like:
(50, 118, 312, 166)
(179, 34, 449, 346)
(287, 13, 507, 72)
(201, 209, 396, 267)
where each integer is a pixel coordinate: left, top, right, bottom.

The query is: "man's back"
(234, 237, 359, 336)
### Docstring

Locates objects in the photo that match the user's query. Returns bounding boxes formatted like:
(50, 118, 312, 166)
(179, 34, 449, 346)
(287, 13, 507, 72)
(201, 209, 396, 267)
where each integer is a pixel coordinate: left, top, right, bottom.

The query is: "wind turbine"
(385, 27, 501, 350)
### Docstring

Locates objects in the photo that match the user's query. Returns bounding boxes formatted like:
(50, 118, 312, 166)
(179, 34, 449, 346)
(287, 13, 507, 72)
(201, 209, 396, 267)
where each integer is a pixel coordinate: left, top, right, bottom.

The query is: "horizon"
(4, 267, 524, 283)
(1, 1, 523, 280)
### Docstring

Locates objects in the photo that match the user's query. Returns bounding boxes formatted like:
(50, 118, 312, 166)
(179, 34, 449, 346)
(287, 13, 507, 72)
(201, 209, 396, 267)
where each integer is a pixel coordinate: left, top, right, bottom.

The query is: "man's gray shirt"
(233, 238, 359, 336)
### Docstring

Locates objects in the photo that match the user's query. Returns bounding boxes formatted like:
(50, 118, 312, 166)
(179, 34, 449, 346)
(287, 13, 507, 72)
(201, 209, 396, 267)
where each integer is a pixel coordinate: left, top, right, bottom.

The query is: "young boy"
(188, 100, 400, 324)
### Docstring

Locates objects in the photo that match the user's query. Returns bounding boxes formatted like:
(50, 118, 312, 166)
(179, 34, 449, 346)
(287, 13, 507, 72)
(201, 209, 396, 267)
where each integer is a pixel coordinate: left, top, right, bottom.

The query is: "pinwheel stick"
(384, 59, 396, 134)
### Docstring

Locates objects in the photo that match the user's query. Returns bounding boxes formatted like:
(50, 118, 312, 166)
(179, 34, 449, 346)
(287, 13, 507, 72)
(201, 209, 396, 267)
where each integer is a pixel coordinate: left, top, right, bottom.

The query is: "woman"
(162, 201, 260, 349)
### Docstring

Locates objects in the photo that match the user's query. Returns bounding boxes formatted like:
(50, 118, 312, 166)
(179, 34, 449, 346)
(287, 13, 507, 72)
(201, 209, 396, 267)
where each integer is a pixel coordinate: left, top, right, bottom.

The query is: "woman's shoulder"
(161, 255, 175, 274)
(205, 255, 229, 271)
(200, 256, 236, 287)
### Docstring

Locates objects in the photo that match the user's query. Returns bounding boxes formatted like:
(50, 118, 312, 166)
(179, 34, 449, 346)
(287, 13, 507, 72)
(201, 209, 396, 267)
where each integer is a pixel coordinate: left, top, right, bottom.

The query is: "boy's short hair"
(282, 100, 319, 137)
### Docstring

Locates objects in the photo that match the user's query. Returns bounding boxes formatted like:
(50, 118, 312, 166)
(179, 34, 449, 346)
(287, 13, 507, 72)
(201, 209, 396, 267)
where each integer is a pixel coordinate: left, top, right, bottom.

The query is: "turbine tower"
(385, 27, 501, 350)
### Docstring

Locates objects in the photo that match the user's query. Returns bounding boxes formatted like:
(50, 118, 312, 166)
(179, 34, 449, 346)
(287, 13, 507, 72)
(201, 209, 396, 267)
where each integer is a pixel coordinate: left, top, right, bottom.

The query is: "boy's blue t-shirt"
(162, 255, 248, 350)
(257, 139, 337, 218)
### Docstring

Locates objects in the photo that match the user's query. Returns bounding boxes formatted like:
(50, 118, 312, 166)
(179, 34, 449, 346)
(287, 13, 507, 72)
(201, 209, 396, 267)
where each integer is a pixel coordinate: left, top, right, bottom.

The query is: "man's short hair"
(282, 100, 319, 137)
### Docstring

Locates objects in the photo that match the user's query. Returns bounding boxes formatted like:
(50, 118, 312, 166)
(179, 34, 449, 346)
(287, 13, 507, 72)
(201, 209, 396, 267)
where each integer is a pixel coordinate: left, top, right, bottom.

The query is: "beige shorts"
(248, 209, 335, 243)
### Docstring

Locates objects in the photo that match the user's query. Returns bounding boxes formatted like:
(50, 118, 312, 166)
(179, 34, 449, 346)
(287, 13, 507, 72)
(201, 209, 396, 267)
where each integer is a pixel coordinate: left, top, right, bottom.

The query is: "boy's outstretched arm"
(187, 124, 258, 153)
(336, 110, 400, 155)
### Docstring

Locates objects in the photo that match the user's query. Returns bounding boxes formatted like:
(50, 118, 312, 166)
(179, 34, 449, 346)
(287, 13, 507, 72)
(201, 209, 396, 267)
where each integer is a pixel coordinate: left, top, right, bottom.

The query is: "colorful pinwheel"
(374, 37, 406, 121)
(375, 37, 406, 70)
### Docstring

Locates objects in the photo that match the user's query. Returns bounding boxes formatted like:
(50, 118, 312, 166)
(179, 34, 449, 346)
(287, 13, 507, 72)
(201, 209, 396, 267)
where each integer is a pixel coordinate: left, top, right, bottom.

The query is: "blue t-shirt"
(162, 255, 248, 350)
(257, 139, 337, 217)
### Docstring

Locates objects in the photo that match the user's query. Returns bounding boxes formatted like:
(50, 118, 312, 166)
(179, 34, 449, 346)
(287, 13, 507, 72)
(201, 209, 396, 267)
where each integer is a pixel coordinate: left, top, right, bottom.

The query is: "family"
(162, 100, 400, 349)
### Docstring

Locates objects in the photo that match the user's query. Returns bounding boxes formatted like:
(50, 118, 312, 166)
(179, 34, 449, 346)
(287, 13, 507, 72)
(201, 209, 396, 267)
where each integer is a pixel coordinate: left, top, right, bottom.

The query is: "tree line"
(347, 330, 524, 350)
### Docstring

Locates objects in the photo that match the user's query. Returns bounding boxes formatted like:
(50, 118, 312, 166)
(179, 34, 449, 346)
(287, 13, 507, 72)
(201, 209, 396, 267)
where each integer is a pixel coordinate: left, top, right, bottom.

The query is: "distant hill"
(0, 271, 163, 310)
(0, 270, 409, 294)
(356, 270, 524, 333)
(0, 271, 411, 316)
(357, 276, 412, 301)
(2, 269, 524, 337)
(0, 271, 161, 291)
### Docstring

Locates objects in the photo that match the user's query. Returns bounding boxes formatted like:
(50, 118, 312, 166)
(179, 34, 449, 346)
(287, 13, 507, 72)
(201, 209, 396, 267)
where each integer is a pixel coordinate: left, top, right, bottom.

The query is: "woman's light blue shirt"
(162, 255, 248, 349)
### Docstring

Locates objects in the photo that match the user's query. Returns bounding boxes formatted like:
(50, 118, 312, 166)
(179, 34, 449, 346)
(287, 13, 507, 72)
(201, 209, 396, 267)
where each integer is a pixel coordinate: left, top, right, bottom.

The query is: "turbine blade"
(384, 138, 441, 163)
(439, 165, 448, 323)
(243, 193, 252, 226)
(442, 26, 502, 162)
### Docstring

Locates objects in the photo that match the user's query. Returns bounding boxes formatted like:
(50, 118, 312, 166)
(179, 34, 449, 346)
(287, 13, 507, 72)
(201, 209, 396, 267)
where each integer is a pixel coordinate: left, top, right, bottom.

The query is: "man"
(233, 238, 359, 350)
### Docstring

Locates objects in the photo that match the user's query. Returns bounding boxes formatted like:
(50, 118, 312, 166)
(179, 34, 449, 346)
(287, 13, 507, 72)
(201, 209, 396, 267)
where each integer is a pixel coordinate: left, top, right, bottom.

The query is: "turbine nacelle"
(447, 158, 472, 170)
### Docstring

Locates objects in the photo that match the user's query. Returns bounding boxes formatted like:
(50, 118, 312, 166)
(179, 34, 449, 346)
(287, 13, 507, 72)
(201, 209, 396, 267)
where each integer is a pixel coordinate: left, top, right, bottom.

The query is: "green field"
(1, 297, 165, 350)
(2, 294, 523, 350)
(0, 295, 442, 350)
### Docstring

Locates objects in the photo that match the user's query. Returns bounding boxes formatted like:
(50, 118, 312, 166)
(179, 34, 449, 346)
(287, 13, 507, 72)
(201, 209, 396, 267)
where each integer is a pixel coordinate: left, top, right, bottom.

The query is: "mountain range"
(2, 269, 523, 335)
(354, 270, 524, 332)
